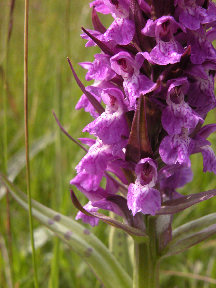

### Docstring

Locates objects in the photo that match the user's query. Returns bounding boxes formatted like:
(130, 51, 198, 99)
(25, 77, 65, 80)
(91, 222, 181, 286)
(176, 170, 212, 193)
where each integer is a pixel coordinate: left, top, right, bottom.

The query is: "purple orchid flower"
(110, 51, 156, 108)
(127, 158, 161, 216)
(175, 0, 216, 31)
(141, 16, 185, 65)
(83, 87, 129, 146)
(161, 77, 203, 135)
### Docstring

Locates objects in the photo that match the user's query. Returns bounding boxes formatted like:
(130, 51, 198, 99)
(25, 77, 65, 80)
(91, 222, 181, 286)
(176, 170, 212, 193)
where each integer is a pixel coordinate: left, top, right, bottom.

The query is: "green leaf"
(162, 213, 216, 257)
(0, 132, 56, 200)
(109, 218, 133, 276)
(0, 173, 132, 288)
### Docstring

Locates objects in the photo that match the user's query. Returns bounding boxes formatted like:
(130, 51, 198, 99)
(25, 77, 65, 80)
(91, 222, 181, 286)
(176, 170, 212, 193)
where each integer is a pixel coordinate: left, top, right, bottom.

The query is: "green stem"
(133, 217, 160, 288)
(133, 241, 149, 288)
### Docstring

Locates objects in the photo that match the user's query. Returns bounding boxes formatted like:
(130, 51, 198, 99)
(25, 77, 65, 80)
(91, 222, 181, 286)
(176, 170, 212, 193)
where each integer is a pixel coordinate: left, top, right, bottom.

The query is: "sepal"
(92, 7, 106, 33)
(67, 57, 105, 115)
(81, 27, 114, 56)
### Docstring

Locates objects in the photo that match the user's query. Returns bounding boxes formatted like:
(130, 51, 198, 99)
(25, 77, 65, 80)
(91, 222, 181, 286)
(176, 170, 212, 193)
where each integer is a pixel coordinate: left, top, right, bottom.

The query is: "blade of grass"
(24, 0, 38, 287)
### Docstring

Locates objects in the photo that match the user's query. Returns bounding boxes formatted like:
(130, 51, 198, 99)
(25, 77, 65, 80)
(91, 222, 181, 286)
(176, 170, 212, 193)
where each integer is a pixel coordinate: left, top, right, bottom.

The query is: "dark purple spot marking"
(83, 229, 90, 235)
(85, 247, 93, 257)
(53, 214, 61, 222)
(48, 219, 54, 225)
(64, 231, 73, 240)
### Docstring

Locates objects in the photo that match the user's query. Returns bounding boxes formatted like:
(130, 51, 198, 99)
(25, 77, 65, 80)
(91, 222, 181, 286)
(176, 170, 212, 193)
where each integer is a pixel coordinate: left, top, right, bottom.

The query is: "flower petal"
(128, 183, 161, 216)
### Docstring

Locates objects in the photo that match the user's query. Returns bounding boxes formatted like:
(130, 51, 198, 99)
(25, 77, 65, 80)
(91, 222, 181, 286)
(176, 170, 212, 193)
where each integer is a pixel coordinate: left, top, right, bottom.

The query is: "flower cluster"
(70, 0, 216, 226)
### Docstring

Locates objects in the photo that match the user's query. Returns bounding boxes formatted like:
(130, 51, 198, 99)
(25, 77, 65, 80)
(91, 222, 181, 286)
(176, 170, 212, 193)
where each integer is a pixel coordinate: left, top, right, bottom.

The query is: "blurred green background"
(0, 0, 216, 287)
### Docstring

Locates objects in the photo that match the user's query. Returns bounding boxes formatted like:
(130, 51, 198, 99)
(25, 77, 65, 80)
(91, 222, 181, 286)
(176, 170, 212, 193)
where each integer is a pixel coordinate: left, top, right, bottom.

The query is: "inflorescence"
(70, 0, 216, 226)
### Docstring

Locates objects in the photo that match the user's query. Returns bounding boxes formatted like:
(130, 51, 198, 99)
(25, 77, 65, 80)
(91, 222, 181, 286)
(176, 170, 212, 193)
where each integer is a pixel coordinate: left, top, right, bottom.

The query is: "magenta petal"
(70, 172, 103, 192)
(78, 138, 96, 147)
(84, 111, 129, 145)
(128, 183, 161, 216)
(159, 134, 192, 167)
(107, 160, 129, 185)
(75, 86, 102, 118)
(201, 146, 216, 174)
(124, 74, 156, 108)
(143, 40, 184, 65)
(76, 140, 114, 175)
(85, 54, 115, 81)
(159, 166, 193, 190)
(203, 2, 216, 24)
(103, 0, 130, 18)
(92, 198, 124, 217)
(196, 124, 216, 140)
(90, 0, 111, 14)
(188, 28, 216, 65)
(162, 104, 203, 135)
(76, 202, 99, 227)
(178, 6, 206, 30)
(104, 18, 135, 45)
(75, 94, 98, 118)
(70, 175, 107, 201)
(81, 29, 103, 47)
(141, 19, 156, 37)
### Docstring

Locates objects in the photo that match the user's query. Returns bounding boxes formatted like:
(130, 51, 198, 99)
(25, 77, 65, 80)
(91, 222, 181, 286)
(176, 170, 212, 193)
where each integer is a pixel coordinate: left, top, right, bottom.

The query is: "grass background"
(0, 0, 216, 287)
